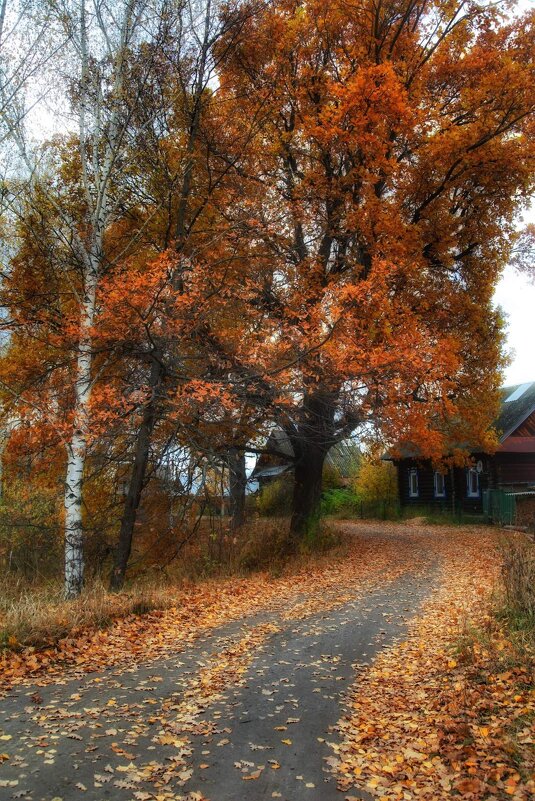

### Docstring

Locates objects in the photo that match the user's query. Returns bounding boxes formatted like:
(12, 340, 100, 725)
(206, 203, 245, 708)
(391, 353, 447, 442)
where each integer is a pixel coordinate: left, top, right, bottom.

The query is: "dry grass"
(0, 517, 346, 652)
(501, 535, 535, 620)
(0, 575, 175, 650)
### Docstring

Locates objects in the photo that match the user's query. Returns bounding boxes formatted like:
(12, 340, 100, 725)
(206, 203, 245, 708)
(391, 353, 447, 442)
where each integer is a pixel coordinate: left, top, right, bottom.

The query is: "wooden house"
(393, 382, 535, 514)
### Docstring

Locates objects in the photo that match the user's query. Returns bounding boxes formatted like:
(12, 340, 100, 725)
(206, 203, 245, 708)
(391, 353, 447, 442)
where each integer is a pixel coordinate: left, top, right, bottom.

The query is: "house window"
(467, 468, 480, 498)
(434, 471, 446, 498)
(408, 468, 419, 498)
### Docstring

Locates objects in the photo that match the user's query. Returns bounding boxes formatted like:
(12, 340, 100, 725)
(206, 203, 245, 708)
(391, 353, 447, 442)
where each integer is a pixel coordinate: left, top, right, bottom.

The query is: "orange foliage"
(207, 0, 534, 467)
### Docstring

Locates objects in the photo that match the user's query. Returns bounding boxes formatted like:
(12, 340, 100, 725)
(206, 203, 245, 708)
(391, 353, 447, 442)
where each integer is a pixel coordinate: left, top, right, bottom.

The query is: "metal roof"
(495, 381, 535, 441)
(253, 464, 292, 479)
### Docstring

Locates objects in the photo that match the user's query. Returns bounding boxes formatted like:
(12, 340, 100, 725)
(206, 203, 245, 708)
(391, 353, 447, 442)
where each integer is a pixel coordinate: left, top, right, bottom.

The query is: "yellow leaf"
(243, 769, 262, 780)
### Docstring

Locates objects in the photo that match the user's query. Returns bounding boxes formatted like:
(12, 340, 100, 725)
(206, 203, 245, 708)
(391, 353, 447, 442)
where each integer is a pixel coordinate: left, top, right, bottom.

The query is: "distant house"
(251, 429, 295, 488)
(251, 429, 360, 490)
(393, 382, 535, 515)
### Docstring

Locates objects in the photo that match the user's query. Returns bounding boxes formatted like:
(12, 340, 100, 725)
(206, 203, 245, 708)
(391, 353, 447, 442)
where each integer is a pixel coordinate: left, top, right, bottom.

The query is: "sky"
(493, 196, 535, 386)
(493, 265, 535, 386)
(495, 0, 535, 384)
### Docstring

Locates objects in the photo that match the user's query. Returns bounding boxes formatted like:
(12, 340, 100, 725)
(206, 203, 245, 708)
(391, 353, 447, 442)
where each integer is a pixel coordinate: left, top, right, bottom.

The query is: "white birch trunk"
(62, 0, 136, 596)
(1, 1, 171, 595)
(64, 260, 97, 597)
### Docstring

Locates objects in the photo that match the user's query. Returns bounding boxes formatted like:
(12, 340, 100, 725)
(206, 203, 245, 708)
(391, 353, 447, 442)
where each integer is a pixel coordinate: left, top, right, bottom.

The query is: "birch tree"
(60, 0, 144, 597)
(0, 0, 154, 596)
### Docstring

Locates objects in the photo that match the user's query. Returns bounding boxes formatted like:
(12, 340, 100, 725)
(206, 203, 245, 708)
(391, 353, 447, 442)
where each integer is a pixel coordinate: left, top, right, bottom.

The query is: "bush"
(321, 487, 360, 518)
(237, 520, 293, 571)
(256, 478, 293, 516)
(0, 479, 62, 579)
(322, 462, 345, 490)
(353, 457, 398, 505)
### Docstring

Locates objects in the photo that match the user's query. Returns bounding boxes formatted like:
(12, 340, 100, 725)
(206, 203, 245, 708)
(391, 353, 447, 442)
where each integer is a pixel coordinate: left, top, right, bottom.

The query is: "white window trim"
(408, 468, 419, 498)
(467, 467, 480, 498)
(434, 471, 446, 498)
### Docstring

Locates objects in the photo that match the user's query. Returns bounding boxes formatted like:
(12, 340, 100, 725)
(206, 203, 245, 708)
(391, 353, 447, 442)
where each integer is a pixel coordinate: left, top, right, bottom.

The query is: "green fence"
(482, 489, 516, 526)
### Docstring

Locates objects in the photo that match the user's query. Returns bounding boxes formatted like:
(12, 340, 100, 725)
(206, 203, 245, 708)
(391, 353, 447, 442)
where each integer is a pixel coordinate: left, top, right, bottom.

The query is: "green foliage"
(256, 478, 293, 517)
(321, 488, 360, 518)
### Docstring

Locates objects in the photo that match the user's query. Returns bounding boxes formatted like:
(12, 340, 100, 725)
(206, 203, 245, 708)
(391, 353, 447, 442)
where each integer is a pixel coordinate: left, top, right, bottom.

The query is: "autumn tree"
(101, 0, 237, 589)
(102, 0, 274, 589)
(1, 0, 534, 584)
(354, 458, 399, 507)
(212, 0, 535, 546)
(0, 0, 177, 596)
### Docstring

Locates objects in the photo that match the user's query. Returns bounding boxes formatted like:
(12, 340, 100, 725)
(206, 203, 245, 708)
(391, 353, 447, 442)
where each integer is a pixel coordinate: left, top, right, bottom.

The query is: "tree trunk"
(288, 442, 327, 549)
(228, 448, 246, 530)
(63, 269, 97, 599)
(64, 434, 86, 598)
(109, 358, 162, 591)
(286, 389, 336, 551)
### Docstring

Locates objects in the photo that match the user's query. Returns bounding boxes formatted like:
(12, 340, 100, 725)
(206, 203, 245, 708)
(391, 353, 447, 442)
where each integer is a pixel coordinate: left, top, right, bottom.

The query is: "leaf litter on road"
(2, 523, 531, 801)
(334, 527, 535, 801)
(0, 524, 430, 691)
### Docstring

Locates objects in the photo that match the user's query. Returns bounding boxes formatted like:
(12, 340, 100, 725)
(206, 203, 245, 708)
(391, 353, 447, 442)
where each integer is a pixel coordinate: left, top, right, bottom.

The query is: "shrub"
(321, 487, 360, 518)
(237, 520, 292, 571)
(0, 479, 62, 579)
(256, 478, 293, 517)
(501, 536, 535, 630)
(353, 458, 398, 505)
(322, 461, 345, 490)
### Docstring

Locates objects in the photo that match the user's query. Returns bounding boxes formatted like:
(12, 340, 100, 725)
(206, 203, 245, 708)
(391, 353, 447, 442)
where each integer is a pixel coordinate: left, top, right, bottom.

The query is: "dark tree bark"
(287, 389, 336, 549)
(288, 440, 327, 546)
(109, 358, 162, 591)
(228, 447, 247, 530)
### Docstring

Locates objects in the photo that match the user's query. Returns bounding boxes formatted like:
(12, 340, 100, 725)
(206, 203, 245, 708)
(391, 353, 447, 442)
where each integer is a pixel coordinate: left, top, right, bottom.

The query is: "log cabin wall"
(395, 383, 535, 515)
(395, 458, 489, 513)
(496, 410, 535, 489)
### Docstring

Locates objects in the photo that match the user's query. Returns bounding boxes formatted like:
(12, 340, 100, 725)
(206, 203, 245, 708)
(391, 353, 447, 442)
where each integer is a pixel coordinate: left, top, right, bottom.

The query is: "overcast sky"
(493, 265, 535, 386)
(493, 195, 535, 386)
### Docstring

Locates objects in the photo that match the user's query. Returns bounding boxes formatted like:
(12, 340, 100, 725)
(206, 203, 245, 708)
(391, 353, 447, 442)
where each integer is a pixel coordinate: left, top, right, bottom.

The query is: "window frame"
(408, 467, 419, 498)
(466, 467, 480, 498)
(434, 471, 446, 498)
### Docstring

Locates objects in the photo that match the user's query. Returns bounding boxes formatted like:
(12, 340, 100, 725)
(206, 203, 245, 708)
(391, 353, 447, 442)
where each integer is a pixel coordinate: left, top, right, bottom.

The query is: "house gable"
(495, 382, 535, 441)
(499, 409, 535, 454)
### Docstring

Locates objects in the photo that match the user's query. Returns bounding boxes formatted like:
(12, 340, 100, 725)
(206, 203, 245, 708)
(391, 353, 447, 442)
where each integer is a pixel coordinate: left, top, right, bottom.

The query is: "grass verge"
(0, 576, 174, 651)
(0, 518, 348, 657)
